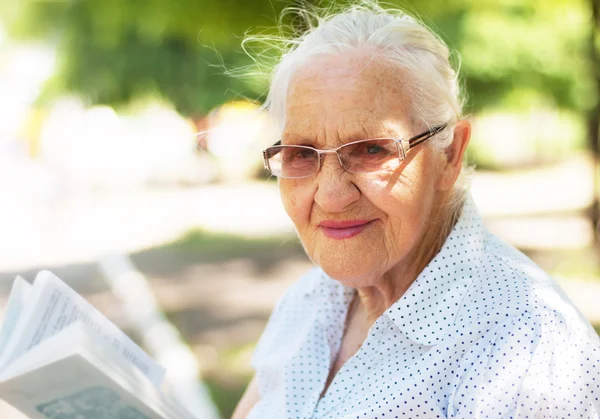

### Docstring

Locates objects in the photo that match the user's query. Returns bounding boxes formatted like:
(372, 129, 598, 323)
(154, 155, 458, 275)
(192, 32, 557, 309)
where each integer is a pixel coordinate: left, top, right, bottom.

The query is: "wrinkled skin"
(279, 50, 471, 317)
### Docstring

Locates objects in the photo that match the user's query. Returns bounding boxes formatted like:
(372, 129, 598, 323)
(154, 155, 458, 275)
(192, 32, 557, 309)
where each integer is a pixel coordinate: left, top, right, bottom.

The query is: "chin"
(304, 240, 382, 287)
(317, 259, 377, 288)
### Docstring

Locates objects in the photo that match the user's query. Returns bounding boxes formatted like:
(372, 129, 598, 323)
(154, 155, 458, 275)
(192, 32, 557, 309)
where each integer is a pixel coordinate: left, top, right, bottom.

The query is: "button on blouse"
(248, 196, 600, 419)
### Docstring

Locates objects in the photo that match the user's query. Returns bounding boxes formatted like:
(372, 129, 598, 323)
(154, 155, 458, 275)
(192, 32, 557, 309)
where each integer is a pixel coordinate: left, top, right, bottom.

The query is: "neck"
(354, 191, 459, 325)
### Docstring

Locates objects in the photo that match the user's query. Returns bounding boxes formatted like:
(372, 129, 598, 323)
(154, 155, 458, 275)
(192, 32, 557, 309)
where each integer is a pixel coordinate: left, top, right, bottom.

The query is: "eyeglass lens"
(265, 139, 401, 178)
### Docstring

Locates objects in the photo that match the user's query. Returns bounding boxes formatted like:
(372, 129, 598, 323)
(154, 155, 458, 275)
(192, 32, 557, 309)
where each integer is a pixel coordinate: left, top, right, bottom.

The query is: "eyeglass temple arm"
(406, 124, 448, 150)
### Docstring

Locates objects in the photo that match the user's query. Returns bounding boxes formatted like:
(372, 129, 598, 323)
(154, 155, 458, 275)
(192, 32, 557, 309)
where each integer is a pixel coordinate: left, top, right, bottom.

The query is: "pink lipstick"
(319, 220, 372, 240)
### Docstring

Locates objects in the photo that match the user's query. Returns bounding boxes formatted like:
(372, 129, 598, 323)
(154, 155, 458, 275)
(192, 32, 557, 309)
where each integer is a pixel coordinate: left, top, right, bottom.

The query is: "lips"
(319, 220, 372, 240)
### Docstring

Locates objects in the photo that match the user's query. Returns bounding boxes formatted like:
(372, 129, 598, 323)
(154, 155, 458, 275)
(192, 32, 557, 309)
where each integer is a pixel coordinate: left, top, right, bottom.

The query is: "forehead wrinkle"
(282, 117, 404, 147)
(338, 119, 402, 143)
(291, 47, 380, 87)
(283, 52, 414, 147)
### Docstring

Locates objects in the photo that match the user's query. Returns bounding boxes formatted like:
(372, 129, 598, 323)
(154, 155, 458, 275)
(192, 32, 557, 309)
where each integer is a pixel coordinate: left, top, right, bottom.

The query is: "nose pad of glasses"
(318, 151, 342, 169)
(336, 152, 351, 171)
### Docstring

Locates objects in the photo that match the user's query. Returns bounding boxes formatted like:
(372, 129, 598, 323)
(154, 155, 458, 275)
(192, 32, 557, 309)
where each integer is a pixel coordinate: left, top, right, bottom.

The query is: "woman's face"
(279, 51, 450, 287)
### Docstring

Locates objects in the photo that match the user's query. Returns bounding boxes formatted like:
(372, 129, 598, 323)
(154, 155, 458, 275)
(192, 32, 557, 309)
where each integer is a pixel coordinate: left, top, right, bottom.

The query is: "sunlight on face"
(279, 51, 445, 287)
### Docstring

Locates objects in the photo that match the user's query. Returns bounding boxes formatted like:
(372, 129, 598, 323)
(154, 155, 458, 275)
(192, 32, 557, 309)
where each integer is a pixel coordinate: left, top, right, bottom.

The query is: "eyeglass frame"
(262, 123, 449, 179)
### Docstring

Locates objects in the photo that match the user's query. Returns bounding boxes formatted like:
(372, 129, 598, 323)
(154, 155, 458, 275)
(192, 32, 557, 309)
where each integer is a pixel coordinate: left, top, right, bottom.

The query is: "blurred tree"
(0, 0, 591, 118)
(0, 0, 290, 116)
(587, 0, 600, 240)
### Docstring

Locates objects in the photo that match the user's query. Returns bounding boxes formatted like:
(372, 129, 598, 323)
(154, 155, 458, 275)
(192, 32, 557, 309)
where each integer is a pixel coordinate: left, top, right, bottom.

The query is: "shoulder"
(446, 231, 600, 416)
(458, 232, 591, 332)
(448, 308, 600, 418)
(464, 307, 598, 357)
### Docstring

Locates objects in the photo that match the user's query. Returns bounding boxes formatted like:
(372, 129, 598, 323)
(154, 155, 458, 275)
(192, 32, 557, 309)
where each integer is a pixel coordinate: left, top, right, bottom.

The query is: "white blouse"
(248, 197, 600, 419)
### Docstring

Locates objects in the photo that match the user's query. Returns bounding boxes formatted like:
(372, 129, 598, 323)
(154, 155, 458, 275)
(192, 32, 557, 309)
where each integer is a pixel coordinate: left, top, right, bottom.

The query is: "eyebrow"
(280, 125, 398, 147)
(279, 135, 317, 147)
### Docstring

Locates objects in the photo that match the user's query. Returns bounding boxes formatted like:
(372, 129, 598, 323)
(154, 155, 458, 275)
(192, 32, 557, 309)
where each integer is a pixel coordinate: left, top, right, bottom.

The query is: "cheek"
(358, 166, 427, 209)
(279, 180, 314, 229)
(357, 161, 436, 235)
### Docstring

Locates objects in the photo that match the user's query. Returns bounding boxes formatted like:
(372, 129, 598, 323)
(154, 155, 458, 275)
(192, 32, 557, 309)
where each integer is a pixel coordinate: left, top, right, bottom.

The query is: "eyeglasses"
(262, 124, 448, 179)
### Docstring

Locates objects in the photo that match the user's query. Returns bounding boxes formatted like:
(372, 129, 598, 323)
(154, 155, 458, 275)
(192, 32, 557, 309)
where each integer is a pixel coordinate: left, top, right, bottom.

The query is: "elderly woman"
(233, 4, 600, 419)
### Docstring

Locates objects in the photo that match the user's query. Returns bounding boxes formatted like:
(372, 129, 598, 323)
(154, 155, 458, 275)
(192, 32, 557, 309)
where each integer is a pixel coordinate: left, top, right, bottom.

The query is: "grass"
(204, 374, 251, 419)
(159, 228, 304, 262)
(202, 344, 255, 419)
(131, 227, 308, 278)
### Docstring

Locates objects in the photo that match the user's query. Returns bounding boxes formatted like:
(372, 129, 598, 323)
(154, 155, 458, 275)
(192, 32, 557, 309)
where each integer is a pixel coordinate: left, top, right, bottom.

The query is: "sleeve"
(447, 310, 600, 419)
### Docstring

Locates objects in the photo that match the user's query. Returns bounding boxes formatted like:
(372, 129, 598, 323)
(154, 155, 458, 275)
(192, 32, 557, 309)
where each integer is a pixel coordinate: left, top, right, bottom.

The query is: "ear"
(436, 120, 471, 191)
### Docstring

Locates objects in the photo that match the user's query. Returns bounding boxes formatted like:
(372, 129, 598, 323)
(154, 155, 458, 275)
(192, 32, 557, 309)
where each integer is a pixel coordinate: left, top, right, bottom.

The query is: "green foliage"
(202, 343, 255, 419)
(204, 372, 251, 419)
(0, 0, 595, 117)
(458, 1, 592, 112)
(0, 0, 288, 115)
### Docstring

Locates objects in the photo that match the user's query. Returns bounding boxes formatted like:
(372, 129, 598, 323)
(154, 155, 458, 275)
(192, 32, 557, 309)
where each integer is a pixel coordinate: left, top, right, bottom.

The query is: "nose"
(313, 154, 360, 213)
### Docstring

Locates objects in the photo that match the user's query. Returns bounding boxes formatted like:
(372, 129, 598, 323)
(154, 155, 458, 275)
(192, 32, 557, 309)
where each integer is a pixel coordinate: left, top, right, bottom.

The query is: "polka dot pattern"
(248, 196, 600, 419)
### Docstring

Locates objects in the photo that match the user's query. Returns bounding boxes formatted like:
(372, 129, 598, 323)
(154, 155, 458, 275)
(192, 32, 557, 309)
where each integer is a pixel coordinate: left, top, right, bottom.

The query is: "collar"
(303, 267, 353, 300)
(385, 194, 487, 345)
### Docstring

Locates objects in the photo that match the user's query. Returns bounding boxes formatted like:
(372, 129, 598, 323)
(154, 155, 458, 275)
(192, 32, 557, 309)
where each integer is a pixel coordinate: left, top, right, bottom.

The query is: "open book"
(0, 271, 199, 419)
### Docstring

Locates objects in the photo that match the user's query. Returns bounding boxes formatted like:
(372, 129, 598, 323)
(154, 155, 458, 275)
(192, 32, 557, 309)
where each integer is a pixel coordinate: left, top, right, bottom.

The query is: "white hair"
(250, 1, 472, 213)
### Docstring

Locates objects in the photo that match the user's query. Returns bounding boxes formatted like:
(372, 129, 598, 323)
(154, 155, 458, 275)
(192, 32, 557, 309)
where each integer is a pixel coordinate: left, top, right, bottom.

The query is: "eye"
(351, 142, 386, 156)
(282, 147, 316, 162)
(366, 144, 383, 154)
(298, 149, 314, 159)
(287, 148, 314, 160)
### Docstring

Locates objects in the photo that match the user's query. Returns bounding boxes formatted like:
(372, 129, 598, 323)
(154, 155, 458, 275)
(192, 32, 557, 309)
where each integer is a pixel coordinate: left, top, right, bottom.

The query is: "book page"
(0, 321, 92, 380)
(0, 324, 198, 419)
(0, 354, 189, 419)
(0, 271, 165, 387)
(0, 277, 31, 358)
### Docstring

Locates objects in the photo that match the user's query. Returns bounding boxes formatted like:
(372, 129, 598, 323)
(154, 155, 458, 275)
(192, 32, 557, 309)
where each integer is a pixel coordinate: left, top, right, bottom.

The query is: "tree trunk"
(588, 0, 600, 244)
